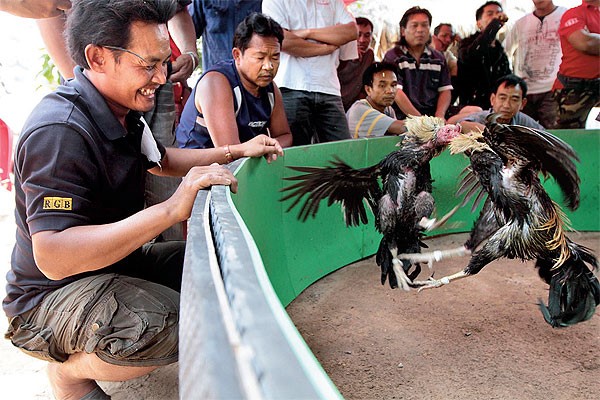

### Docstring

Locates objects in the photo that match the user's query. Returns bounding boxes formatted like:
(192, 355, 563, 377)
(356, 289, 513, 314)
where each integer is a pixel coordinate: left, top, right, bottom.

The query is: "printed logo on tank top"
(248, 121, 267, 129)
(43, 197, 73, 210)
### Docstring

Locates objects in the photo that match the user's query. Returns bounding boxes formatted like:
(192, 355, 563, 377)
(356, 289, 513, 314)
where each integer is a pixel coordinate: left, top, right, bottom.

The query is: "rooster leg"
(399, 246, 471, 271)
(411, 270, 470, 291)
(418, 203, 463, 232)
(390, 248, 413, 291)
(392, 259, 412, 291)
(411, 240, 500, 290)
(418, 217, 437, 231)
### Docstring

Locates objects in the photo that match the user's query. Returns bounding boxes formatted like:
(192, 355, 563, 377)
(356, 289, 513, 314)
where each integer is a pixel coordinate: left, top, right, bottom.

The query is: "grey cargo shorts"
(6, 273, 179, 367)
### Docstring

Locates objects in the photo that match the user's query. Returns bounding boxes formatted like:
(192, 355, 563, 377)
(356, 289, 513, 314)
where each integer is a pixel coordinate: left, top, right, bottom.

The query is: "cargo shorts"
(6, 273, 180, 367)
(554, 74, 600, 129)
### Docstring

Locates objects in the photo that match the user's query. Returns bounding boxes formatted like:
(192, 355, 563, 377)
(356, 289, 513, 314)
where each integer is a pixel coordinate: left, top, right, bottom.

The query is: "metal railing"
(179, 161, 341, 400)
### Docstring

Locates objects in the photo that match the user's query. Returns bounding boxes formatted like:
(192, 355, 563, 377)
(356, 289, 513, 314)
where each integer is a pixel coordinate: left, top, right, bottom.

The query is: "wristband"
(224, 145, 234, 164)
(184, 51, 197, 71)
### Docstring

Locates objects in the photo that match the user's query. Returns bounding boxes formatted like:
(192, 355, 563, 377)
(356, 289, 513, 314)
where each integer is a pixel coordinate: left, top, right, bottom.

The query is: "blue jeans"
(280, 88, 350, 146)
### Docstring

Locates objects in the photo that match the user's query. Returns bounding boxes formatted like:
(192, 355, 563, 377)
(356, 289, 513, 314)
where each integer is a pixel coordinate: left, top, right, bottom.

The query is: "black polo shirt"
(3, 67, 166, 318)
(383, 45, 453, 118)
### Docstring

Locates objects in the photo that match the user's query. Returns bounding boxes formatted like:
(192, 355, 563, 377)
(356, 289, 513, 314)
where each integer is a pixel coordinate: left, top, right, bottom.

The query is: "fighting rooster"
(281, 116, 464, 290)
(411, 119, 600, 327)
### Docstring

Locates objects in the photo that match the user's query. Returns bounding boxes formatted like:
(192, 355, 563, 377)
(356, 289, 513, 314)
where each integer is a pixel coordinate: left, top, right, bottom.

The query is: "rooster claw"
(399, 246, 470, 272)
(392, 260, 413, 292)
(411, 276, 450, 292)
(398, 250, 444, 272)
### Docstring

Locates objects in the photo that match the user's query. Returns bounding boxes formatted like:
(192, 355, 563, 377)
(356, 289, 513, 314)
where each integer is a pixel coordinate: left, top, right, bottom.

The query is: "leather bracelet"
(184, 51, 197, 71)
(224, 145, 234, 164)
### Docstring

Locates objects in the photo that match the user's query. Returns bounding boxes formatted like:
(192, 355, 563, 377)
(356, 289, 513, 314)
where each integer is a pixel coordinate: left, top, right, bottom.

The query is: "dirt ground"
(287, 232, 600, 400)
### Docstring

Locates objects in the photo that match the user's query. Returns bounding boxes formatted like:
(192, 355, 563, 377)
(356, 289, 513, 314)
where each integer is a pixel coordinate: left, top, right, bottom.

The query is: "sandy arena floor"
(287, 232, 600, 400)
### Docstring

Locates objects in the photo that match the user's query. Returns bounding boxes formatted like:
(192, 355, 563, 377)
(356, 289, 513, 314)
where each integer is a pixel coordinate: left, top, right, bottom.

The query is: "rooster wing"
(483, 120, 580, 210)
(281, 156, 382, 227)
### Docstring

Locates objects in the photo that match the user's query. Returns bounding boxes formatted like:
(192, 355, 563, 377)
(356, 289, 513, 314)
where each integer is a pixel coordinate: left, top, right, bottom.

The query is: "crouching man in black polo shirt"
(3, 1, 283, 399)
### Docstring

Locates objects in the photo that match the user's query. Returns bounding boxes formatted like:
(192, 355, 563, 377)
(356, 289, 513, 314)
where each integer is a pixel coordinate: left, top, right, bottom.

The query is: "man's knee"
(87, 277, 179, 367)
(7, 275, 180, 366)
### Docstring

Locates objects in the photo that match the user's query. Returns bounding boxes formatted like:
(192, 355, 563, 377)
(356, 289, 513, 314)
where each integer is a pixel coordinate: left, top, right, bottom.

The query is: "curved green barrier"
(232, 130, 599, 307)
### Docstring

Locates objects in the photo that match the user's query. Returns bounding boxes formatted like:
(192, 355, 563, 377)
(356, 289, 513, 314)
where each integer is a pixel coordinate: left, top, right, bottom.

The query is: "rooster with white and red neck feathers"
(410, 117, 600, 327)
(281, 116, 464, 290)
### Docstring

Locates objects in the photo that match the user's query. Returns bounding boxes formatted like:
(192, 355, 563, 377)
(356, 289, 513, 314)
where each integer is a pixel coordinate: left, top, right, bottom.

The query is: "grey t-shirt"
(459, 109, 544, 129)
(346, 99, 397, 138)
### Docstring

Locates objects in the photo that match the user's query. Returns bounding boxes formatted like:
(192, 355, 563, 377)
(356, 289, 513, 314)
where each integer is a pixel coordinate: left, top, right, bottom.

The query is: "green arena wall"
(231, 130, 600, 307)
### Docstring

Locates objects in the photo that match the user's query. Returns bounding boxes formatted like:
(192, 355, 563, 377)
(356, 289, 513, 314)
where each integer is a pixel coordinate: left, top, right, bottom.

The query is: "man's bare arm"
(567, 29, 600, 56)
(153, 135, 285, 178)
(36, 14, 76, 79)
(291, 21, 357, 46)
(280, 29, 338, 57)
(33, 165, 236, 280)
(168, 6, 199, 83)
(435, 90, 452, 120)
(447, 106, 483, 124)
(196, 72, 242, 148)
(0, 0, 71, 18)
(394, 88, 421, 117)
(386, 120, 407, 135)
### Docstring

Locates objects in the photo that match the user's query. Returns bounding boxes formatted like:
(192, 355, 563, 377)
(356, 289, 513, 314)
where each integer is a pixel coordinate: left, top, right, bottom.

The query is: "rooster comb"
(404, 115, 446, 143)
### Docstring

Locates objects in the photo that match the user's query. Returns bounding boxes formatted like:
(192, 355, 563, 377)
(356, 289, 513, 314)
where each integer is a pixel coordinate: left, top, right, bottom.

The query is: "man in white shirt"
(503, 0, 567, 128)
(347, 62, 406, 138)
(262, 0, 357, 145)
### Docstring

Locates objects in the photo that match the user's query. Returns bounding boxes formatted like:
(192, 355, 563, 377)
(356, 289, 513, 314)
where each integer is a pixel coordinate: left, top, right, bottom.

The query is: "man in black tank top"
(176, 13, 293, 150)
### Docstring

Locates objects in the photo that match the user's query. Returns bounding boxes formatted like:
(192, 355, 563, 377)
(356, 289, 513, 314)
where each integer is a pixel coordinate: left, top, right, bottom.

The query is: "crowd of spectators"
(2, 0, 598, 143)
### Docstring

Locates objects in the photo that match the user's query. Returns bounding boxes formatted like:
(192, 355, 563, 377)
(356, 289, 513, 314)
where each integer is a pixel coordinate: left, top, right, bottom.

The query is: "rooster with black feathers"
(281, 116, 464, 290)
(409, 117, 600, 327)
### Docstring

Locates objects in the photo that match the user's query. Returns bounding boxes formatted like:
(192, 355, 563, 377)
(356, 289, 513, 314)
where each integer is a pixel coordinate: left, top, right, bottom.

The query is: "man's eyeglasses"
(102, 45, 166, 73)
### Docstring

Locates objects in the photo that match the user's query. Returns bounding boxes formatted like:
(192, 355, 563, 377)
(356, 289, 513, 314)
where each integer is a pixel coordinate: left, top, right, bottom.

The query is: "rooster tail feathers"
(376, 240, 397, 289)
(538, 245, 600, 327)
(538, 273, 599, 328)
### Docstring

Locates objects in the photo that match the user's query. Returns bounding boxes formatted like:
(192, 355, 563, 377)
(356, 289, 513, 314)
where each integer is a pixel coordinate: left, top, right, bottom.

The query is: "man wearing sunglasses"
(3, 1, 283, 399)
